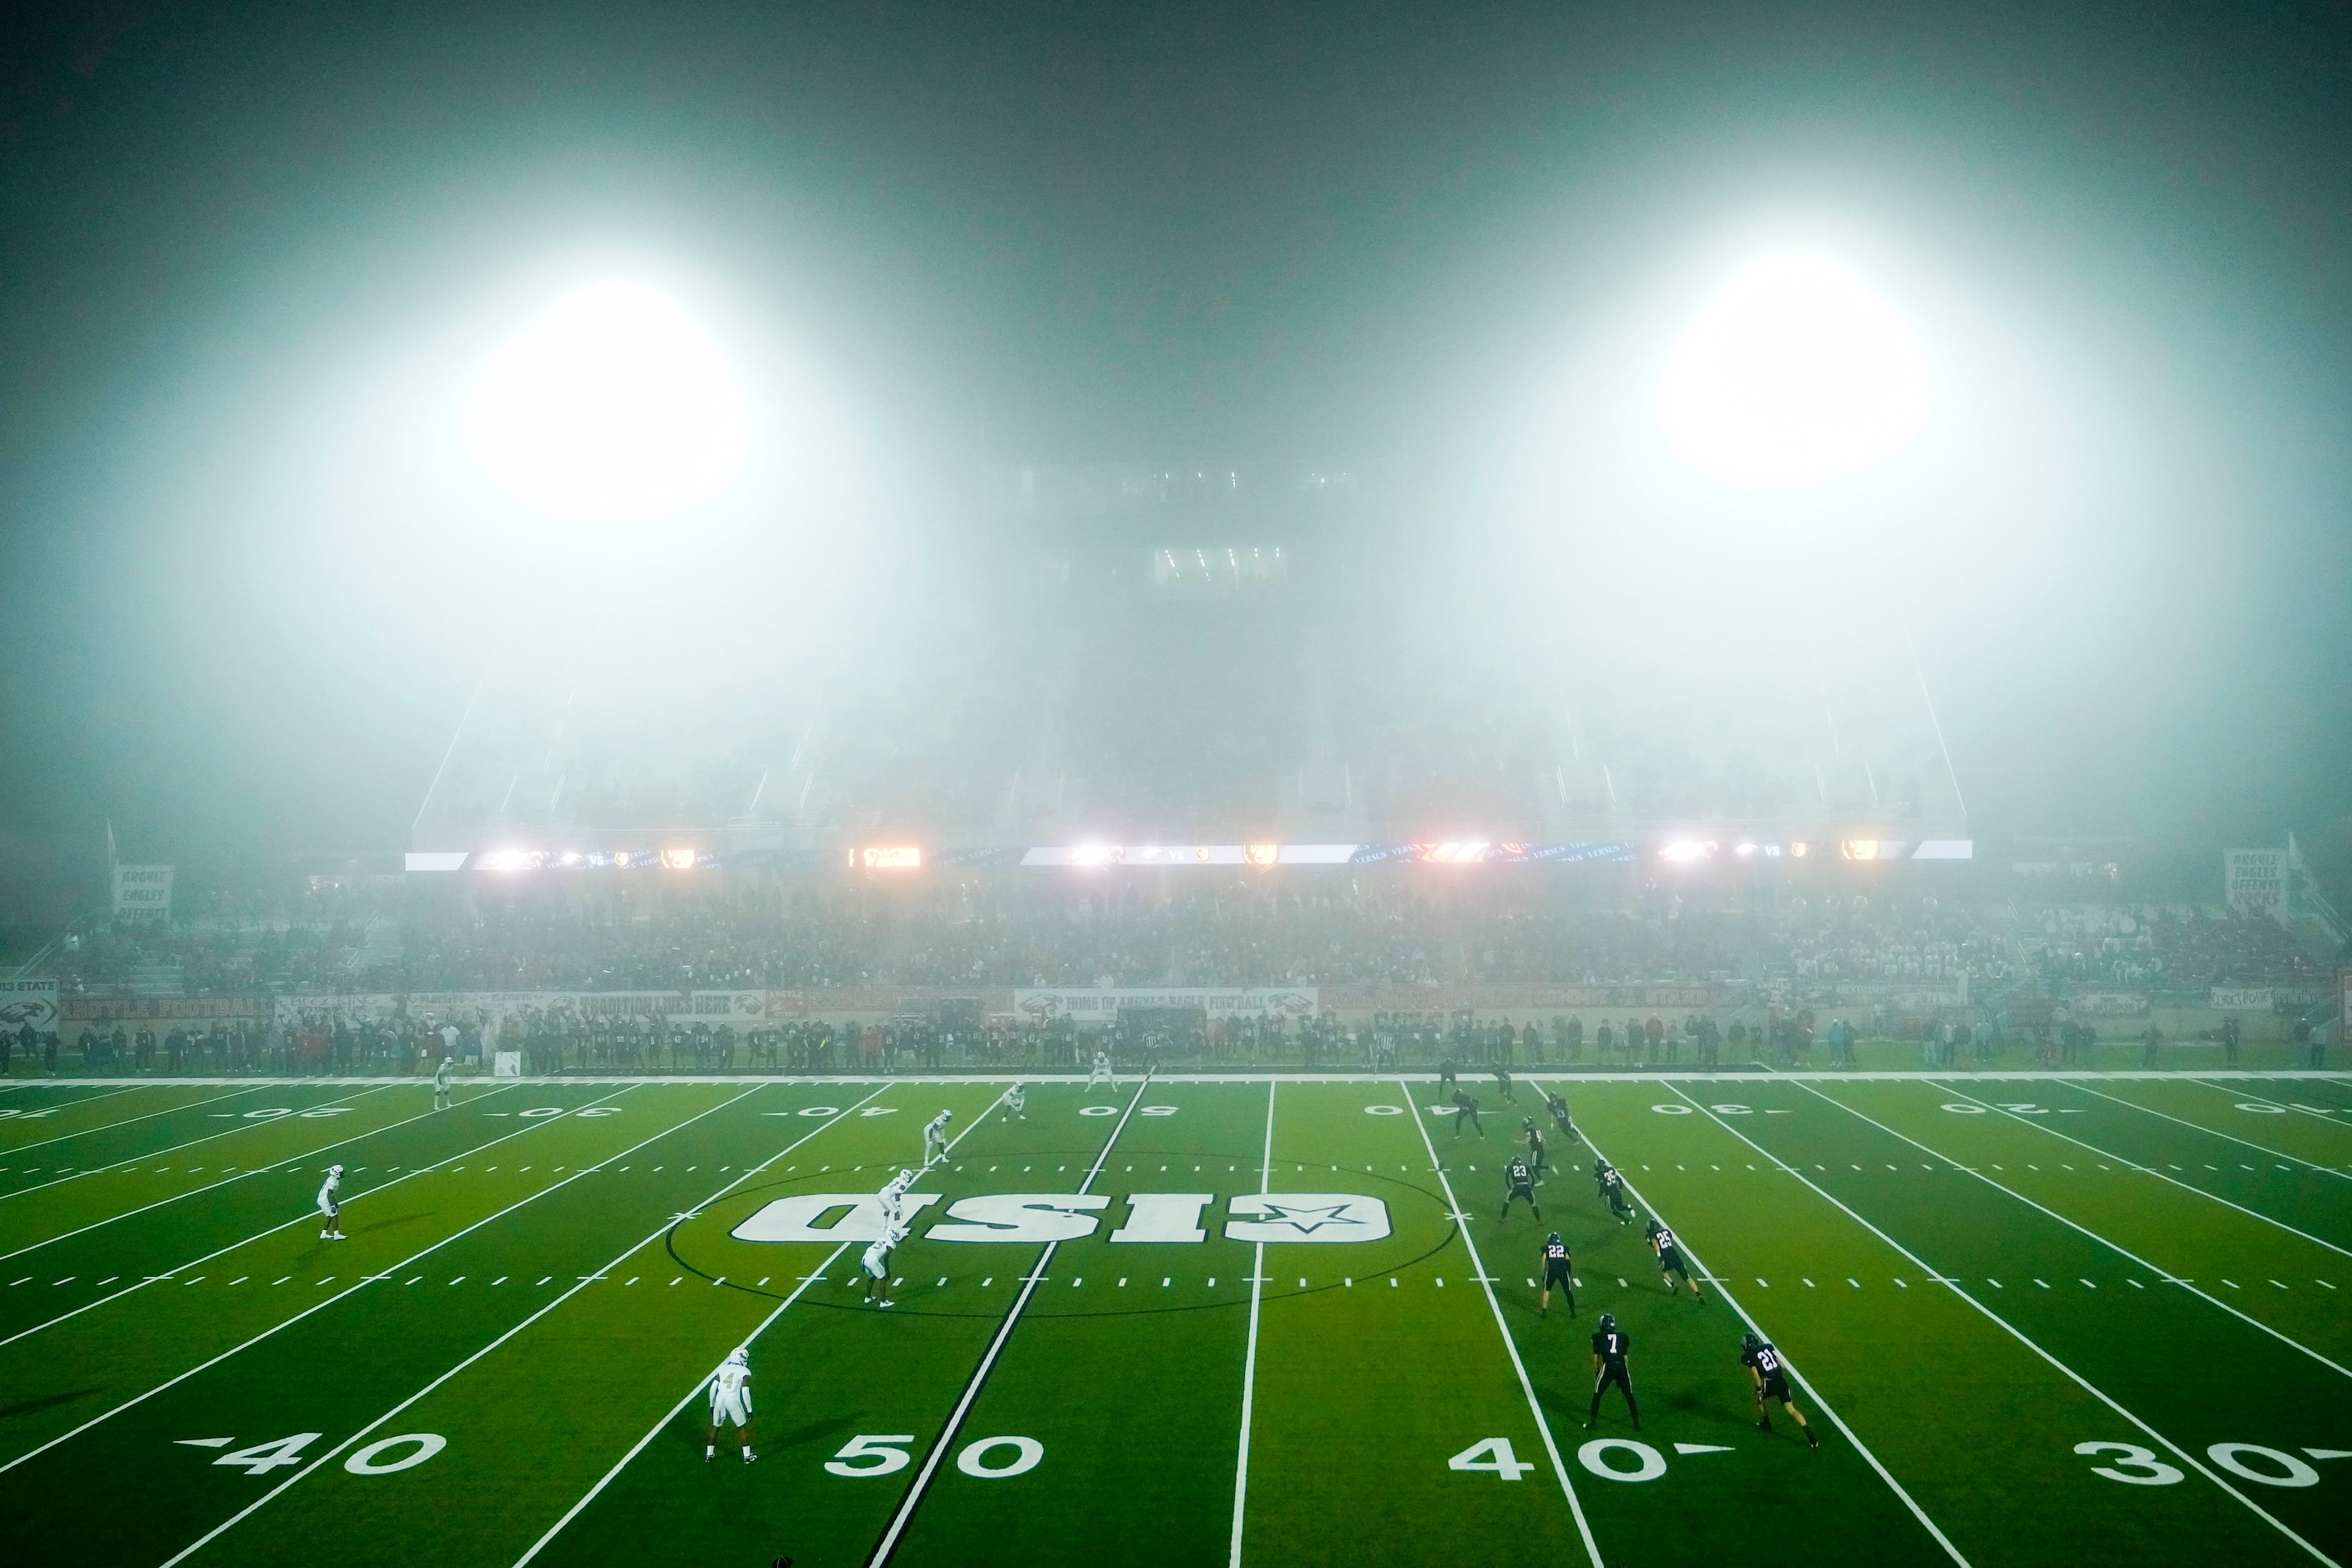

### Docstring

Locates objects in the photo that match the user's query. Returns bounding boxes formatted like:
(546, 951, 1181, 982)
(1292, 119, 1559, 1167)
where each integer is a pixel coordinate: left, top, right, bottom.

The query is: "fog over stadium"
(0, 3, 2347, 908)
(5, 9, 2352, 1567)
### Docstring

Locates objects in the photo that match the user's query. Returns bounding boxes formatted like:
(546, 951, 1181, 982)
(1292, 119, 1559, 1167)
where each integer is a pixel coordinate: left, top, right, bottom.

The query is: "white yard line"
(1228, 1080, 1277, 1568)
(0, 1084, 402, 1205)
(0, 1082, 146, 1110)
(0, 1085, 518, 1265)
(1662, 1082, 2338, 1568)
(1793, 1080, 2352, 1383)
(1406, 1081, 1603, 1568)
(2064, 1081, 2352, 1180)
(2187, 1078, 2352, 1134)
(0, 1082, 719, 1472)
(170, 1083, 897, 1568)
(1932, 1083, 2352, 1260)
(1550, 1082, 1969, 1566)
(0, 1085, 564, 1350)
(512, 1084, 993, 1568)
(862, 1076, 1153, 1568)
(0, 1084, 274, 1165)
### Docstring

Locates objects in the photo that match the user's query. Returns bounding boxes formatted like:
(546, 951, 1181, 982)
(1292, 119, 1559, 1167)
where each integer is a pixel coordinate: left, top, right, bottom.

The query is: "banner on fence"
(0, 978, 58, 1033)
(2210, 986, 2274, 1011)
(273, 989, 783, 1029)
(66, 994, 269, 1024)
(2071, 991, 2152, 1018)
(1014, 987, 1318, 1023)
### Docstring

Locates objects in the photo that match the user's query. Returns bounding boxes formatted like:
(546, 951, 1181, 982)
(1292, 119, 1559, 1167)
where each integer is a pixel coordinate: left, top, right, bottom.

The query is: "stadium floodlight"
(463, 279, 751, 522)
(1659, 250, 1929, 490)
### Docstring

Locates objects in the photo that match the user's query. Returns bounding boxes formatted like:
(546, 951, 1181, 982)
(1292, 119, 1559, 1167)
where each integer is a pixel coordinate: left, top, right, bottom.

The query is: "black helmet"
(1545, 1230, 1562, 1246)
(1742, 1330, 1763, 1353)
(1598, 1313, 1617, 1332)
(1644, 1216, 1662, 1237)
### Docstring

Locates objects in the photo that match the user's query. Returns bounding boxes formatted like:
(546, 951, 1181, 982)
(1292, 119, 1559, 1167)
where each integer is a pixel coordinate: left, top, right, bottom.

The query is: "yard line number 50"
(827, 1434, 1044, 1479)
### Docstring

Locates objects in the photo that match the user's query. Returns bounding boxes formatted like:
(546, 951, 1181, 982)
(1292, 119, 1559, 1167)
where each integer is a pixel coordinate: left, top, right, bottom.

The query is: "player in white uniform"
(999, 1082, 1027, 1122)
(316, 1164, 345, 1239)
(862, 1223, 906, 1307)
(432, 1054, 455, 1111)
(922, 1110, 953, 1166)
(705, 1347, 755, 1462)
(1087, 1050, 1115, 1095)
(878, 1168, 914, 1229)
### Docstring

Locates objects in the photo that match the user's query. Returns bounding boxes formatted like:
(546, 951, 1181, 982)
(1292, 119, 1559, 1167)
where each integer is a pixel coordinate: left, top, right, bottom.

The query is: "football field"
(0, 1070, 2346, 1567)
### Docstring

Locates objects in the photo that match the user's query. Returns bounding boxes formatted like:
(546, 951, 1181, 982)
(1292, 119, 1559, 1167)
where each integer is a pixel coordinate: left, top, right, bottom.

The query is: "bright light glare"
(465, 280, 750, 522)
(1659, 251, 1930, 490)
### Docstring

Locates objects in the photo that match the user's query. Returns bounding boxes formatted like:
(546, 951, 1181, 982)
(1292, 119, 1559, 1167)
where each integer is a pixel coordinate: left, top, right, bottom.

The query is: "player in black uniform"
(1545, 1090, 1580, 1145)
(1452, 1090, 1485, 1138)
(1586, 1313, 1639, 1429)
(1742, 1331, 1819, 1446)
(1594, 1158, 1634, 1223)
(1493, 1065, 1516, 1103)
(1521, 1118, 1548, 1182)
(1645, 1217, 1704, 1299)
(1539, 1230, 1575, 1318)
(1499, 1156, 1541, 1221)
(1438, 1058, 1459, 1097)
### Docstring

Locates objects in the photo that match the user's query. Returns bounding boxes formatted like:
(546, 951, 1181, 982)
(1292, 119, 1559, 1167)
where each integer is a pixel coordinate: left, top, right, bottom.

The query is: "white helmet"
(726, 1346, 748, 1368)
(328, 1164, 344, 1176)
(940, 1109, 953, 1121)
(894, 1169, 913, 1186)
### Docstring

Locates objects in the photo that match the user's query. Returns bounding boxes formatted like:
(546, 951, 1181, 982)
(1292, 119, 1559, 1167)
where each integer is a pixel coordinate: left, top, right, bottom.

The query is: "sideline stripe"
(1934, 1083, 2352, 1260)
(2069, 1081, 2351, 1180)
(1550, 1083, 1972, 1565)
(0, 1085, 513, 1265)
(0, 1085, 276, 1168)
(1664, 1081, 2339, 1568)
(1406, 1082, 1603, 1568)
(14, 1068, 2352, 1090)
(863, 1076, 1154, 1568)
(168, 1084, 897, 1568)
(1228, 1080, 1277, 1568)
(1796, 1080, 2352, 1383)
(0, 1082, 693, 1473)
(511, 1085, 995, 1568)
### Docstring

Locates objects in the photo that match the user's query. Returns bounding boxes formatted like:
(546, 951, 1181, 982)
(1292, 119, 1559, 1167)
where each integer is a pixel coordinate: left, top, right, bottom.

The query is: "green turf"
(0, 1072, 2345, 1567)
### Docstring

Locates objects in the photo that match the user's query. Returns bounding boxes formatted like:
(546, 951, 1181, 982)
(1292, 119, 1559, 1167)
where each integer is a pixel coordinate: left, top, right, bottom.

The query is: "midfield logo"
(731, 1191, 1393, 1245)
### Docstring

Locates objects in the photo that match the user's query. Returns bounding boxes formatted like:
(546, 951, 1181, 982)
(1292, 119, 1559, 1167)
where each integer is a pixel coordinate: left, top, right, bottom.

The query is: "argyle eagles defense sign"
(733, 1191, 1393, 1244)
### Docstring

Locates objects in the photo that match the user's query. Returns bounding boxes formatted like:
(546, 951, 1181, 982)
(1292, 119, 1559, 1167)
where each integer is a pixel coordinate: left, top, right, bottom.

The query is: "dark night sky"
(2, 3, 2349, 892)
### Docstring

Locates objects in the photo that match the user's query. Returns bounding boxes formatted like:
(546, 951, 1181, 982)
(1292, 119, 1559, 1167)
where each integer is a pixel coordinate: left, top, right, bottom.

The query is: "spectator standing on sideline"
(2141, 1023, 2162, 1069)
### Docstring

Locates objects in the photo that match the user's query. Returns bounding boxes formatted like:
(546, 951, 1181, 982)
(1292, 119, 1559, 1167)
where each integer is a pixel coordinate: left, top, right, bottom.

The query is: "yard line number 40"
(182, 1432, 447, 1475)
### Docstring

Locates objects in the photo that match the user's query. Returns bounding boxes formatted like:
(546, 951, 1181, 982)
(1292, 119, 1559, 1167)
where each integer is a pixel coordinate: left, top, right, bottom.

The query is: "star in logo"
(1252, 1201, 1366, 1236)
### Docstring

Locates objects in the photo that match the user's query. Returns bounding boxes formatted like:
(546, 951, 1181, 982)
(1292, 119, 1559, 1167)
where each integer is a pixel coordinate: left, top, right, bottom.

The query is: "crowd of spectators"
(2143, 907, 2328, 989)
(51, 885, 2336, 1000)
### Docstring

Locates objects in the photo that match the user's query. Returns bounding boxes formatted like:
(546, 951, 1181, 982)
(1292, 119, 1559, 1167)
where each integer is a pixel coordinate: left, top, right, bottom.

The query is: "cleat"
(1806, 1429, 1820, 1449)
